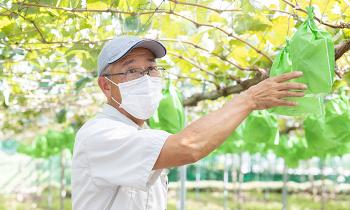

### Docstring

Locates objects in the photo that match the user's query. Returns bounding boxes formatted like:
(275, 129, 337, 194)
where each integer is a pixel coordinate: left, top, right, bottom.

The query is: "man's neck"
(107, 101, 145, 127)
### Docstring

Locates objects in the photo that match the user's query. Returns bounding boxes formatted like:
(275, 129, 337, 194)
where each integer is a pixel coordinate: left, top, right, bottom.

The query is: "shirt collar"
(99, 104, 140, 129)
(98, 104, 148, 129)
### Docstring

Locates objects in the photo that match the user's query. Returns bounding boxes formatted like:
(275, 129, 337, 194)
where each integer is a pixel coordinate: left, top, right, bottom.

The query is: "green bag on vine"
(242, 110, 279, 146)
(290, 6, 335, 94)
(324, 93, 350, 144)
(269, 42, 325, 116)
(274, 135, 309, 168)
(32, 135, 49, 158)
(304, 93, 350, 157)
(17, 143, 33, 156)
(269, 6, 334, 116)
(46, 130, 65, 155)
(149, 80, 185, 134)
(214, 126, 245, 155)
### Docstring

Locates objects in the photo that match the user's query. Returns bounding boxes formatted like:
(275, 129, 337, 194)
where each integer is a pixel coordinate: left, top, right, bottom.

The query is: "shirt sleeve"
(85, 121, 171, 191)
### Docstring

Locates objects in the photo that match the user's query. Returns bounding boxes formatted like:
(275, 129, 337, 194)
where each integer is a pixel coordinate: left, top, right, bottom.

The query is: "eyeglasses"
(103, 66, 166, 80)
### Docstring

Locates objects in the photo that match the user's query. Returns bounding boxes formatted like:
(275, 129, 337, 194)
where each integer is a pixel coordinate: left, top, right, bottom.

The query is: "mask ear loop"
(105, 76, 122, 107)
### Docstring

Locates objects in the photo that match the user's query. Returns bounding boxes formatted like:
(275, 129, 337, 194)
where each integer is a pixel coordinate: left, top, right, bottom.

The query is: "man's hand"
(241, 71, 307, 110)
(153, 71, 306, 170)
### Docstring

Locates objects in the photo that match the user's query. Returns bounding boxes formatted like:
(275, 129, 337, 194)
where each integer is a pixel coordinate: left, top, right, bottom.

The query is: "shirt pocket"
(111, 187, 132, 210)
(127, 187, 148, 210)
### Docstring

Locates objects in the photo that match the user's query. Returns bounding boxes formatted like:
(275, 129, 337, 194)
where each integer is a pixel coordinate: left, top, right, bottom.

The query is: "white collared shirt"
(72, 104, 171, 210)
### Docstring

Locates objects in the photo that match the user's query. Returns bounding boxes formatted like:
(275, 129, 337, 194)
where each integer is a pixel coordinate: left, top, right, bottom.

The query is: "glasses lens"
(125, 67, 166, 80)
(126, 70, 142, 80)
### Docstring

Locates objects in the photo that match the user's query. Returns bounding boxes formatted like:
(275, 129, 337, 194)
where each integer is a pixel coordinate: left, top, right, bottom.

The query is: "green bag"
(149, 80, 185, 134)
(324, 95, 350, 144)
(269, 6, 334, 116)
(269, 41, 325, 116)
(32, 135, 49, 158)
(304, 94, 350, 157)
(46, 130, 65, 155)
(17, 143, 33, 156)
(241, 110, 279, 147)
(214, 126, 245, 155)
(274, 135, 309, 168)
(17, 127, 76, 158)
(290, 6, 335, 94)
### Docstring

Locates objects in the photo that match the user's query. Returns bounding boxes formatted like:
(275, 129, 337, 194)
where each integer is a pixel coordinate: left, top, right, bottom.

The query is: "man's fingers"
(247, 71, 307, 110)
(277, 82, 307, 91)
(272, 71, 303, 82)
(277, 91, 305, 98)
(271, 98, 297, 107)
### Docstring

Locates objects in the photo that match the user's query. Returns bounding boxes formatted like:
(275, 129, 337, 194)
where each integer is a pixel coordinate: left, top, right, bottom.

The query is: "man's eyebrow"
(121, 57, 155, 67)
(148, 58, 156, 63)
(122, 59, 135, 67)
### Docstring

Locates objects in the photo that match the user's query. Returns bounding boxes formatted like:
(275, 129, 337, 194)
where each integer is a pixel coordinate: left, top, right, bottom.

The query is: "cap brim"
(133, 39, 167, 58)
(108, 39, 166, 64)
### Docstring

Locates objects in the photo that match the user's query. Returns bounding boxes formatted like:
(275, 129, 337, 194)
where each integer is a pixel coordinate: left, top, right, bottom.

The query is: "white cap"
(97, 36, 167, 76)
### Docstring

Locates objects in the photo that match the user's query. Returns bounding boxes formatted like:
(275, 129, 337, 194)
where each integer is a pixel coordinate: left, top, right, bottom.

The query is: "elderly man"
(72, 36, 306, 210)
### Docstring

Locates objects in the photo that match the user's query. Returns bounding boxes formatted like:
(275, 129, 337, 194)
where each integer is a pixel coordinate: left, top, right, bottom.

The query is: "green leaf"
(124, 15, 140, 31)
(87, 0, 110, 9)
(75, 77, 92, 91)
(234, 14, 271, 34)
(56, 108, 67, 123)
(344, 71, 350, 86)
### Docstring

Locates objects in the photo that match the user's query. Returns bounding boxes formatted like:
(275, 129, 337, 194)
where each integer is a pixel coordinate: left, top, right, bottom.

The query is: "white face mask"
(105, 75, 163, 120)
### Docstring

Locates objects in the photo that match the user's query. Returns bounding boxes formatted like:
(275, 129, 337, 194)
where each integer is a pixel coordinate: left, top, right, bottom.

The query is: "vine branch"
(12, 2, 272, 62)
(282, 0, 350, 29)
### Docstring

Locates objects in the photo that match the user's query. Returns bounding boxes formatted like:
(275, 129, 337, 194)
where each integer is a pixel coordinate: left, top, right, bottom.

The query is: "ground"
(0, 188, 349, 210)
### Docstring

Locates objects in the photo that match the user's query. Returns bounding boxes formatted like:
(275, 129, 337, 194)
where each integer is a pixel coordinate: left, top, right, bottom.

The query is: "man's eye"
(127, 69, 137, 73)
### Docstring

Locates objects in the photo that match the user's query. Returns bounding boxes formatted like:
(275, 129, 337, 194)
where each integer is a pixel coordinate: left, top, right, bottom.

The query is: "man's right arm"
(153, 71, 307, 170)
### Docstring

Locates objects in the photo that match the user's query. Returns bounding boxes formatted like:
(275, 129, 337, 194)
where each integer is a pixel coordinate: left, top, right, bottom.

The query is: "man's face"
(99, 47, 156, 103)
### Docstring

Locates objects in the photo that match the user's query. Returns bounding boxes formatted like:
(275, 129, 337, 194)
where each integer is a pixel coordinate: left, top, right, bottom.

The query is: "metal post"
(223, 154, 228, 210)
(179, 165, 187, 210)
(282, 161, 288, 210)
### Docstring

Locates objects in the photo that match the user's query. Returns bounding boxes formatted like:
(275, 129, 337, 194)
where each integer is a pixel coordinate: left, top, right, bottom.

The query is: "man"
(72, 36, 306, 210)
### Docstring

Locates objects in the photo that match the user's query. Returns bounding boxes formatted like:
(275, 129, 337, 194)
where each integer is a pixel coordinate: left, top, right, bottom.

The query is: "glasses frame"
(102, 66, 166, 78)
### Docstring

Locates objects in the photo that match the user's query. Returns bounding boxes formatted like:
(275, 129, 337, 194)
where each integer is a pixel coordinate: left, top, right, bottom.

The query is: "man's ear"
(98, 77, 111, 98)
